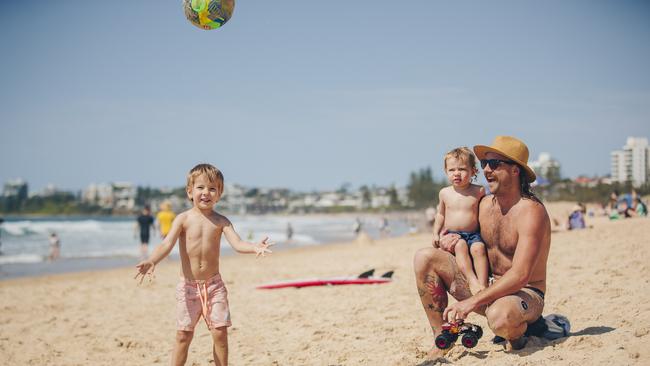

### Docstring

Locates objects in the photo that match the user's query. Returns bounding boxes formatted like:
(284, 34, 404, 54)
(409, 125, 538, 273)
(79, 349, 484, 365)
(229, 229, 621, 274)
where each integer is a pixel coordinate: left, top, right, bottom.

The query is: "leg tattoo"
(424, 274, 447, 313)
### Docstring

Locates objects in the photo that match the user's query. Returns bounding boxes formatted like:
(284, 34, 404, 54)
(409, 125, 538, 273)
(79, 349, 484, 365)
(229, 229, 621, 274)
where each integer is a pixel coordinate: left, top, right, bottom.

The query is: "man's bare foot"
(426, 345, 453, 360)
(504, 336, 528, 351)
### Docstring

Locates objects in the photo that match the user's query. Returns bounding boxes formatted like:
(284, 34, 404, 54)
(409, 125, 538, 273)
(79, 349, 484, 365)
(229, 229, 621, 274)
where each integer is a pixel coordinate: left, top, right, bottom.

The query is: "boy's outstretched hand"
(254, 237, 275, 258)
(134, 260, 155, 284)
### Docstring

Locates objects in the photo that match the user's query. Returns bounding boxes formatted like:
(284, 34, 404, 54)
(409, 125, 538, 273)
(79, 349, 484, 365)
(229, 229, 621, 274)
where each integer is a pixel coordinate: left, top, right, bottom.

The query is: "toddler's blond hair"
(443, 147, 477, 171)
(186, 163, 224, 201)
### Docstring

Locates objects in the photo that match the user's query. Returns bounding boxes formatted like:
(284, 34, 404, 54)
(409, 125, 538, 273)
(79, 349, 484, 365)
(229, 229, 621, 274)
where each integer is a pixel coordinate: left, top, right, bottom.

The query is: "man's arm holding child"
(135, 213, 185, 280)
(222, 220, 274, 257)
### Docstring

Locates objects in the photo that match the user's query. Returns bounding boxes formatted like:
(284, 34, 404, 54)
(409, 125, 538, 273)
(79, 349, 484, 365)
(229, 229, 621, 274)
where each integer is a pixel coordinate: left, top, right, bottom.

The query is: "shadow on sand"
(416, 350, 489, 366)
(505, 325, 616, 357)
(416, 326, 615, 364)
(570, 326, 615, 337)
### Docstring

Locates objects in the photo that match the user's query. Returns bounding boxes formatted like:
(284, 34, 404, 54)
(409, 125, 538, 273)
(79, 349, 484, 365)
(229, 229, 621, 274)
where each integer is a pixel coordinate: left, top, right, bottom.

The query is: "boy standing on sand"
(135, 164, 273, 366)
(431, 147, 487, 295)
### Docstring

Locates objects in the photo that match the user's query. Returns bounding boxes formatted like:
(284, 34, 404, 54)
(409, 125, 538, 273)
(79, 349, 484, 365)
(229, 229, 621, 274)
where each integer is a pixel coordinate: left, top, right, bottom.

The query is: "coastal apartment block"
(611, 137, 649, 187)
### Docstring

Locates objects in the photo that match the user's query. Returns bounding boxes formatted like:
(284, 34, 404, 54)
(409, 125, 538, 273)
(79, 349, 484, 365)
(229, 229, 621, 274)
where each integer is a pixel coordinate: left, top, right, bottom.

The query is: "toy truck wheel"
(435, 333, 453, 350)
(461, 332, 479, 348)
(475, 326, 483, 339)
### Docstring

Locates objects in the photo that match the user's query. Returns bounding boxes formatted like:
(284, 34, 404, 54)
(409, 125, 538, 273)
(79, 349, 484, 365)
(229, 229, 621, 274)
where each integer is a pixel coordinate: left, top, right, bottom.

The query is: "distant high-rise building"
(2, 179, 29, 211)
(610, 137, 649, 187)
(529, 152, 562, 183)
(3, 179, 28, 200)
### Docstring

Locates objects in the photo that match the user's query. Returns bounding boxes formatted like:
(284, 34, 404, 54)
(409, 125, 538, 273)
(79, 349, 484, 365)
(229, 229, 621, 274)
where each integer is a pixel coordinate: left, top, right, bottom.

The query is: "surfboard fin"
(358, 269, 375, 278)
(381, 271, 394, 279)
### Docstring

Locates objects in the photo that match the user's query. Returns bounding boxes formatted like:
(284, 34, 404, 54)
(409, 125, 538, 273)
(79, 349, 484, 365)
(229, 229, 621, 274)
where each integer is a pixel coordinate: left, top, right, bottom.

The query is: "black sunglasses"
(480, 159, 514, 170)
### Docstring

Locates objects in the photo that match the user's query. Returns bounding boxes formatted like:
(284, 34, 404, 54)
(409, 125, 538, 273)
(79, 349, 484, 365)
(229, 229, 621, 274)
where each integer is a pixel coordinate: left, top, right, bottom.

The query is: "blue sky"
(1, 1, 649, 192)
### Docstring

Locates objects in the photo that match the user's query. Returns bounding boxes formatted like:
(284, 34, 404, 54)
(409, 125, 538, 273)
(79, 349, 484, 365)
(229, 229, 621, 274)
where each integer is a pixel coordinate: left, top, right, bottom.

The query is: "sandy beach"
(1, 203, 649, 365)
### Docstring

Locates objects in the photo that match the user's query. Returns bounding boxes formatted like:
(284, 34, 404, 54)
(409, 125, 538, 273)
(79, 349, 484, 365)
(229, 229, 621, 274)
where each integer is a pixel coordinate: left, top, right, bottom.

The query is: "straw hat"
(473, 136, 537, 183)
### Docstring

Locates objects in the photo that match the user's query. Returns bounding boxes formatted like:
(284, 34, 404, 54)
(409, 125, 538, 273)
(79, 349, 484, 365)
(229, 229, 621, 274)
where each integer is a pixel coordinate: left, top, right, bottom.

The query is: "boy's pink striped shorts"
(176, 273, 231, 331)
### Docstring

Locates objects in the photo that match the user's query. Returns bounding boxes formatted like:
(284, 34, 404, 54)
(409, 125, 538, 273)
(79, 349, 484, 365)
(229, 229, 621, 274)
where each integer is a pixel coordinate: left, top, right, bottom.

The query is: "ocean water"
(0, 214, 413, 279)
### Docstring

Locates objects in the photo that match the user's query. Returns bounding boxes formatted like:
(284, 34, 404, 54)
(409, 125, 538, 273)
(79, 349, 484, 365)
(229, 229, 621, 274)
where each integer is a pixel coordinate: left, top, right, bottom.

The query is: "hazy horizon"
(2, 1, 649, 192)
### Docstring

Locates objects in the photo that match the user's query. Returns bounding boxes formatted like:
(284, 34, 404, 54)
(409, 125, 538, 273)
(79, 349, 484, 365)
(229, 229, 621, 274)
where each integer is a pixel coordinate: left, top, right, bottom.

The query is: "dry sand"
(1, 203, 649, 365)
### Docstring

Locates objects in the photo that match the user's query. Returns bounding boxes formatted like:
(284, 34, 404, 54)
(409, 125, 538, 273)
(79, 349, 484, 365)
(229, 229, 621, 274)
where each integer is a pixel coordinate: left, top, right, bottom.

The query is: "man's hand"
(439, 230, 461, 254)
(432, 234, 440, 248)
(254, 237, 275, 258)
(134, 260, 155, 284)
(443, 297, 478, 322)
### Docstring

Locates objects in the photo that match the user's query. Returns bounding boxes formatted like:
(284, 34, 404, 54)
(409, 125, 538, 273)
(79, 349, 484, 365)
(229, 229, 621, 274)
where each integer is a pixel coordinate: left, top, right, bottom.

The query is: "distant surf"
(0, 214, 411, 279)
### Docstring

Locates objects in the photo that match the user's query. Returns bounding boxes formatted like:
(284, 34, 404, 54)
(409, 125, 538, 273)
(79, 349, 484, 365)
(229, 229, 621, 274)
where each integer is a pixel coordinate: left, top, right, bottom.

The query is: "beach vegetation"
(2, 175, 649, 216)
(407, 167, 446, 209)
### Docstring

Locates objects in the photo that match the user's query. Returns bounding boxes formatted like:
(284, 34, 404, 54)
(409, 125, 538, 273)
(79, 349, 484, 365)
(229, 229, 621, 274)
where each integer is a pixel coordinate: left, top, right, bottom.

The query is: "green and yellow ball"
(183, 0, 235, 30)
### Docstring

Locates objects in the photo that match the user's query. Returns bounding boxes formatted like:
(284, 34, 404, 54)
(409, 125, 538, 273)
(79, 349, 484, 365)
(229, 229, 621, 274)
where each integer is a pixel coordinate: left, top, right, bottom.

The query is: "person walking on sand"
(414, 136, 551, 357)
(48, 232, 61, 261)
(0, 217, 4, 255)
(286, 222, 294, 242)
(156, 201, 176, 239)
(379, 216, 390, 237)
(135, 163, 273, 366)
(353, 217, 362, 236)
(431, 147, 487, 295)
(135, 205, 155, 259)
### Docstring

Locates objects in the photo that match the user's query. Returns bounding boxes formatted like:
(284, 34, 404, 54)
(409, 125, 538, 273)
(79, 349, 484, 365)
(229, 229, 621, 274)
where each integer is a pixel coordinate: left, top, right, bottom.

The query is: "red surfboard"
(256, 269, 394, 290)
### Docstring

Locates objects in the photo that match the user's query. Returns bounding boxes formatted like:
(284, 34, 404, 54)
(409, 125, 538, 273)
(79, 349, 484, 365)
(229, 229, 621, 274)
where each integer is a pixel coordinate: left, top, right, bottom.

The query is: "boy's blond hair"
(186, 163, 224, 200)
(444, 147, 478, 171)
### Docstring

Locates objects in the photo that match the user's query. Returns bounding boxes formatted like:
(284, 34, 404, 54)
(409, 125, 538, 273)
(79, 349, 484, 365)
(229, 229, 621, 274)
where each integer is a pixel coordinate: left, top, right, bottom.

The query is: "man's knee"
(414, 247, 450, 272)
(413, 247, 436, 273)
(176, 330, 194, 344)
(486, 299, 526, 339)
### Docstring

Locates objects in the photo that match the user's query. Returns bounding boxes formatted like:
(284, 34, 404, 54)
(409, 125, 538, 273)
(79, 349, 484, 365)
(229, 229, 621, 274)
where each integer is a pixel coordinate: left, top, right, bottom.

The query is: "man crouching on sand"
(414, 136, 551, 356)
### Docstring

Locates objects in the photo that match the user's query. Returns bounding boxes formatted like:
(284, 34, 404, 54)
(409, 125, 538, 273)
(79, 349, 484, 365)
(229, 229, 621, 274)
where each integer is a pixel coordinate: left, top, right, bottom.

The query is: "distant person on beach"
(286, 222, 293, 242)
(619, 201, 634, 218)
(134, 163, 273, 366)
(379, 216, 390, 237)
(414, 136, 552, 356)
(0, 217, 4, 255)
(629, 197, 648, 217)
(353, 217, 363, 236)
(608, 191, 620, 219)
(431, 147, 487, 294)
(135, 205, 155, 259)
(567, 204, 586, 230)
(48, 232, 61, 261)
(156, 201, 176, 239)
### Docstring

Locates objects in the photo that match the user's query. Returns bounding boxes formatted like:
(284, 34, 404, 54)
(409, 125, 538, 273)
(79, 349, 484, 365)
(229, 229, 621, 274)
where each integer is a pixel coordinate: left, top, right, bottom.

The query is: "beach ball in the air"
(183, 0, 235, 30)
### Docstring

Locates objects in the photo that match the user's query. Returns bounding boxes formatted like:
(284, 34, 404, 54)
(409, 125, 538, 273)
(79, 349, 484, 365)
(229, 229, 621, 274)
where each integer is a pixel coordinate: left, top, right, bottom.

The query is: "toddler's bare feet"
(468, 279, 486, 296)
